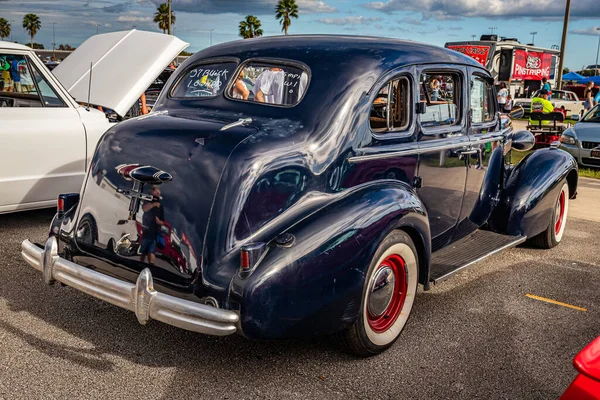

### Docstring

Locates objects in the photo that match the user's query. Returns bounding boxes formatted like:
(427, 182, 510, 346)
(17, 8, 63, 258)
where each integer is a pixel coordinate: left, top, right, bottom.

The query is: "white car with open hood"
(0, 30, 188, 214)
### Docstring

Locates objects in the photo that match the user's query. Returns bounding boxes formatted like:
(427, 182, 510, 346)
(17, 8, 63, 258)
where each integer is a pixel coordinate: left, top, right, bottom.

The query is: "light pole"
(556, 0, 571, 89)
(488, 26, 497, 35)
(209, 28, 214, 46)
(530, 31, 538, 45)
(10, 20, 15, 41)
(595, 27, 600, 76)
(168, 0, 172, 35)
(94, 23, 100, 35)
(471, 34, 476, 40)
(50, 22, 57, 58)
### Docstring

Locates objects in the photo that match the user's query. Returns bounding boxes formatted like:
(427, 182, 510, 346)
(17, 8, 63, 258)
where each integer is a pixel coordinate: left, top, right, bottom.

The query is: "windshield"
(582, 104, 600, 122)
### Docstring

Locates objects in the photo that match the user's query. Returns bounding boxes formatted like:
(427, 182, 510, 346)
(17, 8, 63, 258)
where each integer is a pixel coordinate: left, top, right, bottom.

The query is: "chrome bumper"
(21, 237, 239, 336)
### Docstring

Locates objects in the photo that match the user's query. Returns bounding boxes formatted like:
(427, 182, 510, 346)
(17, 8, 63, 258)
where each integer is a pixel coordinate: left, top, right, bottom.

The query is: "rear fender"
(231, 181, 430, 339)
(489, 148, 577, 238)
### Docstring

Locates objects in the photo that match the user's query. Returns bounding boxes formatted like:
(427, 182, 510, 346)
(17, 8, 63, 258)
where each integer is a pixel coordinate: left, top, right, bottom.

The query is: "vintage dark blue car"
(22, 35, 578, 356)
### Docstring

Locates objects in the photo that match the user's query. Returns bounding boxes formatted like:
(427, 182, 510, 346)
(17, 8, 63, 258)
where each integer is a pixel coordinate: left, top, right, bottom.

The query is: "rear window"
(171, 62, 237, 98)
(227, 62, 309, 107)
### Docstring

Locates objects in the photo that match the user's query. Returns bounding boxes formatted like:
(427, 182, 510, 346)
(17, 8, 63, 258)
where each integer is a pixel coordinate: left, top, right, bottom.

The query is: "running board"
(429, 230, 526, 284)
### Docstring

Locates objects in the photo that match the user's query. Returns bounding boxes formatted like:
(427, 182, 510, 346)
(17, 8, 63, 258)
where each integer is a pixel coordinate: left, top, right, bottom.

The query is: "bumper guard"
(21, 237, 239, 336)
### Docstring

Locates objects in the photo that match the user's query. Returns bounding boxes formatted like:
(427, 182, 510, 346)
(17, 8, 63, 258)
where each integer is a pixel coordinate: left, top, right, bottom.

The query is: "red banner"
(447, 45, 491, 66)
(512, 50, 553, 80)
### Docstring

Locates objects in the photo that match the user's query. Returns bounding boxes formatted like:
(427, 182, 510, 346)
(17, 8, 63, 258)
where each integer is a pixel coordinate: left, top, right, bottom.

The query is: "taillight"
(239, 242, 267, 276)
(57, 196, 65, 217)
(240, 249, 250, 270)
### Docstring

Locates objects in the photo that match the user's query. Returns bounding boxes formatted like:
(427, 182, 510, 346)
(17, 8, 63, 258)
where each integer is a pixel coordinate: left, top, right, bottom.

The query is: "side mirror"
(416, 102, 427, 114)
(511, 130, 535, 152)
(509, 106, 524, 120)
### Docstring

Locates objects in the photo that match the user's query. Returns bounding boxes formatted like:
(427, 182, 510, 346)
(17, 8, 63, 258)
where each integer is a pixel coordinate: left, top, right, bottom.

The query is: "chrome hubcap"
(368, 266, 396, 317)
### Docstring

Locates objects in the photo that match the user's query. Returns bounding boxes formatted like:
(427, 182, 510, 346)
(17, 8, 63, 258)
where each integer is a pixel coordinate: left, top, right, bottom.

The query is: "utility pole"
(595, 27, 600, 76)
(94, 23, 100, 35)
(471, 34, 476, 40)
(168, 0, 172, 35)
(556, 0, 571, 89)
(530, 31, 538, 45)
(50, 22, 57, 59)
(209, 28, 214, 46)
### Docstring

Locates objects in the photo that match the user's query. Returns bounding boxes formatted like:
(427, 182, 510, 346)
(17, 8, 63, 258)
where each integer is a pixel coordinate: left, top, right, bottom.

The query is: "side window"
(29, 59, 66, 107)
(470, 75, 495, 124)
(370, 76, 410, 134)
(419, 72, 460, 128)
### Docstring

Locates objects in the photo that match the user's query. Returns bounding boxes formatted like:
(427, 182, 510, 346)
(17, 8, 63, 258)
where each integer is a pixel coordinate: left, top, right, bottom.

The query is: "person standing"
(497, 82, 509, 112)
(254, 67, 284, 104)
(504, 94, 513, 113)
(140, 187, 164, 265)
(9, 57, 21, 93)
(583, 81, 595, 112)
(430, 77, 440, 101)
(541, 77, 551, 94)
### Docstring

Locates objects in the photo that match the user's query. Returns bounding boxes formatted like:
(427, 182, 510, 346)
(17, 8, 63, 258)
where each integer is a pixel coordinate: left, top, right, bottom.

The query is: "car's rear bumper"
(21, 237, 239, 336)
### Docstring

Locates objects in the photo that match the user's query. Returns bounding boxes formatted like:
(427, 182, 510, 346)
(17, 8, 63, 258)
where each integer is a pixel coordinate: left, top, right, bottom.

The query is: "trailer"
(445, 35, 560, 98)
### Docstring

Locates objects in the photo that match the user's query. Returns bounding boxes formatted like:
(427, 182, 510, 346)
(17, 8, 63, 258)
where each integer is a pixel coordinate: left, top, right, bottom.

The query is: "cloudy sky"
(1, 0, 599, 70)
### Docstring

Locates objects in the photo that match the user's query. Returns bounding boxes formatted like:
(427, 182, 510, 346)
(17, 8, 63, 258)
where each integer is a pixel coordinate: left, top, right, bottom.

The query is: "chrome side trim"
(431, 235, 527, 284)
(220, 117, 252, 131)
(21, 238, 239, 336)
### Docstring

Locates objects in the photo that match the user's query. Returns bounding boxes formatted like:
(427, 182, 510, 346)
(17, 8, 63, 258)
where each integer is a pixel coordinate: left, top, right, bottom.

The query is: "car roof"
(0, 41, 33, 51)
(189, 34, 485, 72)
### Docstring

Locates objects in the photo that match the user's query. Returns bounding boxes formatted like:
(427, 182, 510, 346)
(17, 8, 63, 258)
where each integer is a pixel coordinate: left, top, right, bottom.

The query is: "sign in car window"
(512, 50, 553, 81)
(171, 62, 237, 98)
(227, 62, 309, 107)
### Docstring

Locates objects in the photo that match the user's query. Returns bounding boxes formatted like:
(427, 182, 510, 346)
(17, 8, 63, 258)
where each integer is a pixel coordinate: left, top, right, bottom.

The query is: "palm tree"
(154, 3, 175, 34)
(22, 13, 41, 47)
(275, 0, 299, 35)
(239, 15, 263, 39)
(0, 18, 11, 41)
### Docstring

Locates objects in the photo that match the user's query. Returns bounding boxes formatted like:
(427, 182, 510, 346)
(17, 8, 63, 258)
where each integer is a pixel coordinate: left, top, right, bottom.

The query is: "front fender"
(489, 148, 577, 238)
(231, 182, 430, 340)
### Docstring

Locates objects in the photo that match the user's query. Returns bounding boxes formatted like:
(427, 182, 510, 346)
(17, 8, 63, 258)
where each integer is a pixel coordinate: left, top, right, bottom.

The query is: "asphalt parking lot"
(1, 184, 599, 399)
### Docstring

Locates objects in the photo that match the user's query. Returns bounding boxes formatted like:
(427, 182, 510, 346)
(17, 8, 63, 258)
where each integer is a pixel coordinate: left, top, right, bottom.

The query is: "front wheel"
(339, 230, 418, 357)
(530, 181, 569, 249)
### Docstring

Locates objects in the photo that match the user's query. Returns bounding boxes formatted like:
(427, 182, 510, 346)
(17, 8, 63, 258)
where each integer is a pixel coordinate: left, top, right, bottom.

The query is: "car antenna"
(86, 61, 93, 111)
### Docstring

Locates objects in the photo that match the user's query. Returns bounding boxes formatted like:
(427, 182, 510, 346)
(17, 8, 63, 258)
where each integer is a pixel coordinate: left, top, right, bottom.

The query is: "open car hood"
(52, 30, 189, 117)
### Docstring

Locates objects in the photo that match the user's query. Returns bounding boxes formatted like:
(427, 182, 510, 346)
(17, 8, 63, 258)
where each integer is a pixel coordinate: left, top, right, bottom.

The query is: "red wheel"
(531, 181, 569, 249)
(339, 230, 418, 357)
(366, 254, 408, 333)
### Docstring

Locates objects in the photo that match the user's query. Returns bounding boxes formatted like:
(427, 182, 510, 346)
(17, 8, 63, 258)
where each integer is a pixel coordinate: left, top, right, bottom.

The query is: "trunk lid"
(74, 113, 256, 290)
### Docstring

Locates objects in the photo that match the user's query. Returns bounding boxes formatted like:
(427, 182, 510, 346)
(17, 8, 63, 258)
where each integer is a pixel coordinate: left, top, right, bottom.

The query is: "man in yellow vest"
(529, 89, 554, 125)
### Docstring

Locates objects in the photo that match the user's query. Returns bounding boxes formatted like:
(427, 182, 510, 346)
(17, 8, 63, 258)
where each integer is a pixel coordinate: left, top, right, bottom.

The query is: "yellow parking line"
(525, 294, 587, 312)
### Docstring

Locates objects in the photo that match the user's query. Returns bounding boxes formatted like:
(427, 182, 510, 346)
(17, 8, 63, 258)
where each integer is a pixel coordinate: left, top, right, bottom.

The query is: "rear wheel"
(530, 182, 569, 249)
(339, 230, 418, 357)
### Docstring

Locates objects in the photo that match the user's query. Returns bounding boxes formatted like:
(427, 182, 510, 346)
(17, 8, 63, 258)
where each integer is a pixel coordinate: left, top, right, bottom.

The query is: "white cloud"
(363, 0, 600, 19)
(117, 15, 152, 22)
(297, 0, 336, 13)
(317, 16, 382, 25)
(570, 27, 600, 36)
(398, 17, 424, 26)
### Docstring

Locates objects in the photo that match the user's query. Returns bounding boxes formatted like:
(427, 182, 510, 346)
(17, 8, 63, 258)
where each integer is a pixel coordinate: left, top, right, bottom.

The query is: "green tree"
(0, 18, 11, 40)
(154, 3, 175, 34)
(275, 0, 299, 35)
(22, 13, 41, 47)
(239, 15, 263, 39)
(562, 67, 570, 74)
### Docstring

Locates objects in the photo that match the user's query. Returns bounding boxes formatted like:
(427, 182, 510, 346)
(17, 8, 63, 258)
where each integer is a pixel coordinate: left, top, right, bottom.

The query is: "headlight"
(560, 133, 577, 145)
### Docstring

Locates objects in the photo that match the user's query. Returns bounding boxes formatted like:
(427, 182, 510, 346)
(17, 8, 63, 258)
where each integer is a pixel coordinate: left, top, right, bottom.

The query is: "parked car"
(22, 36, 578, 356)
(0, 30, 188, 214)
(514, 89, 585, 119)
(560, 104, 600, 167)
(561, 336, 600, 399)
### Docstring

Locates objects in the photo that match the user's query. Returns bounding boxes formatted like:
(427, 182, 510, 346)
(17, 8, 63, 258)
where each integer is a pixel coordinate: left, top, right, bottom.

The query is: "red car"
(561, 336, 600, 399)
